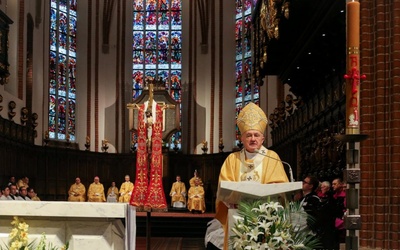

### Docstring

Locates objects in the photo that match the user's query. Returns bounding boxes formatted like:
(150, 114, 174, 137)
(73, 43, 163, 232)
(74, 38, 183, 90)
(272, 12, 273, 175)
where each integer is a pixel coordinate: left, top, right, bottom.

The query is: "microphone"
(254, 149, 295, 182)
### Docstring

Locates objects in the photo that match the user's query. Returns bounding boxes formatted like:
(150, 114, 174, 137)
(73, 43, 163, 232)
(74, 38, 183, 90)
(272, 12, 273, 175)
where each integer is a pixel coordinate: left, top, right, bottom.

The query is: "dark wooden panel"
(0, 136, 227, 208)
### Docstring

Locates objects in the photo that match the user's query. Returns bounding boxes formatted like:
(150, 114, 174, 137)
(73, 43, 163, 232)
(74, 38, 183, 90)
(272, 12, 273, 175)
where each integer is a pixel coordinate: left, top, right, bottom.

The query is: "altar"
(0, 201, 136, 250)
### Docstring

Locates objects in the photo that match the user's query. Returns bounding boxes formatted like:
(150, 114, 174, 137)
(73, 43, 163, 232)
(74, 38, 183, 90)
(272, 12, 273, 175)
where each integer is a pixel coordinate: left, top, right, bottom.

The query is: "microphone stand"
(254, 149, 295, 182)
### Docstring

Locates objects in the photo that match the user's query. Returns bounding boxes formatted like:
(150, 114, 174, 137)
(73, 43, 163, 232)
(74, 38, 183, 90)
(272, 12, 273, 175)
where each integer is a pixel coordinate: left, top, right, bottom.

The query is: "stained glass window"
(49, 0, 77, 141)
(132, 0, 182, 150)
(235, 0, 259, 146)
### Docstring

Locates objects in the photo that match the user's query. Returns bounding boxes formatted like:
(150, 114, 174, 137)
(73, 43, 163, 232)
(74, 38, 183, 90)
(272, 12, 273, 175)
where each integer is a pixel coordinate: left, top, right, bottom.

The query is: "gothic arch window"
(132, 0, 182, 150)
(48, 0, 77, 141)
(235, 0, 258, 146)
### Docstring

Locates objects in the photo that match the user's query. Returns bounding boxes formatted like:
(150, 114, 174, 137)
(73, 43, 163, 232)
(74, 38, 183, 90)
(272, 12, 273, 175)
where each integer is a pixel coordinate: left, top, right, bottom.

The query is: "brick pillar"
(359, 0, 400, 249)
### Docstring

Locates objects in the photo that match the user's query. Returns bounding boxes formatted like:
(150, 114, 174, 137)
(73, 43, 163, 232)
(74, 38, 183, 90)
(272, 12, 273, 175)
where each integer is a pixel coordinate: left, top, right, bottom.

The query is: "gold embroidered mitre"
(237, 102, 268, 134)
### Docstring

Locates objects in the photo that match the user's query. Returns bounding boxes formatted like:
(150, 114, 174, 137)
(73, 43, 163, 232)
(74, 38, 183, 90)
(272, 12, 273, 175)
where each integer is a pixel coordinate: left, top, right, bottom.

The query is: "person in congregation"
(27, 187, 41, 201)
(169, 175, 187, 208)
(17, 176, 29, 190)
(87, 176, 106, 202)
(332, 178, 346, 245)
(68, 177, 86, 202)
(187, 178, 206, 213)
(295, 176, 337, 249)
(189, 169, 203, 187)
(7, 176, 16, 187)
(107, 181, 119, 202)
(118, 175, 134, 203)
(205, 102, 289, 250)
(0, 186, 13, 200)
(16, 187, 31, 200)
(9, 184, 18, 200)
(317, 180, 337, 249)
(317, 180, 331, 199)
(299, 176, 322, 229)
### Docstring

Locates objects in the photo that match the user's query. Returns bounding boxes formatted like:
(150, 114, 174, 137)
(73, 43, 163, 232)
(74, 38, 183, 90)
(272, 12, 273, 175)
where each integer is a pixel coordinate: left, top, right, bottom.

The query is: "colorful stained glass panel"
(49, 0, 77, 141)
(158, 12, 170, 29)
(133, 0, 182, 150)
(235, 0, 257, 146)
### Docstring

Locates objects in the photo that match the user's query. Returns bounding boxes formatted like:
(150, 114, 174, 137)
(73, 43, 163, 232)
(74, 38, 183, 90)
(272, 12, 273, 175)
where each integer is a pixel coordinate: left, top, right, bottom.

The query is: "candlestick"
(44, 130, 49, 139)
(345, 0, 364, 134)
(43, 130, 49, 146)
(102, 139, 109, 153)
(201, 140, 208, 154)
(128, 108, 134, 130)
(85, 136, 91, 151)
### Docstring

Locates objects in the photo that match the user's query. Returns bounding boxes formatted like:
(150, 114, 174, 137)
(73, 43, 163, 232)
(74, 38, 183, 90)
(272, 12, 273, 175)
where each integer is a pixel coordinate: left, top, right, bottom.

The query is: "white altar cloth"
(0, 201, 136, 250)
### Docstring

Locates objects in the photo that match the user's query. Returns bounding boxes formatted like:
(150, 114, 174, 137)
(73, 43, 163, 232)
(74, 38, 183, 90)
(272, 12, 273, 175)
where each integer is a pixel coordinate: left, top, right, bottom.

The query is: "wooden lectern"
(218, 181, 302, 243)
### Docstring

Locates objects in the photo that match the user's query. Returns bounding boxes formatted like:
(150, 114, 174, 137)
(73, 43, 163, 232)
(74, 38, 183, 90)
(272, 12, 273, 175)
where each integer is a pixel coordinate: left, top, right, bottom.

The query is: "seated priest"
(169, 175, 187, 208)
(189, 169, 203, 187)
(87, 176, 106, 202)
(205, 102, 289, 250)
(187, 178, 206, 213)
(17, 176, 29, 190)
(107, 181, 119, 202)
(68, 177, 86, 202)
(118, 175, 134, 203)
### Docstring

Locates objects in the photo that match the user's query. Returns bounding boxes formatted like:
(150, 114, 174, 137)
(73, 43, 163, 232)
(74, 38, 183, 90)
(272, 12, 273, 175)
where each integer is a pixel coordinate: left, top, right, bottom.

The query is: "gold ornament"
(237, 102, 268, 135)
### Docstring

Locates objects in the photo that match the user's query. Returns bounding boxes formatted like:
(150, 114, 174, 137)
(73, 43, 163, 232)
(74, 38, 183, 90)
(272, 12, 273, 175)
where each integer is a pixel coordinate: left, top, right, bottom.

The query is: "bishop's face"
(241, 130, 265, 153)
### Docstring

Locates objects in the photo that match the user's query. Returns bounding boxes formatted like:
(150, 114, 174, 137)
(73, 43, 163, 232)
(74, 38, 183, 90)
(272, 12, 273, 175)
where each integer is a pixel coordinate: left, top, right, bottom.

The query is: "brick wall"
(360, 0, 400, 249)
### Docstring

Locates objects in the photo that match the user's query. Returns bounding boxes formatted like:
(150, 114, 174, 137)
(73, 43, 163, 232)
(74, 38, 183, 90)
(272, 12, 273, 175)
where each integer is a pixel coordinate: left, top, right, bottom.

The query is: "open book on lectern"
(218, 181, 302, 204)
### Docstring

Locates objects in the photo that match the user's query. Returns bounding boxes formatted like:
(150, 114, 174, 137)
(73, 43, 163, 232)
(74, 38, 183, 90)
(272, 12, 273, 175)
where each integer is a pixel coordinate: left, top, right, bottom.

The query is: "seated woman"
(107, 181, 119, 202)
(169, 175, 187, 208)
(27, 187, 41, 201)
(187, 179, 206, 213)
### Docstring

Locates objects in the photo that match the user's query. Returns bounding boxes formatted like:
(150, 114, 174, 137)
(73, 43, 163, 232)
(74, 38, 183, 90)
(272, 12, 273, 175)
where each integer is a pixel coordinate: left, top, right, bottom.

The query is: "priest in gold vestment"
(187, 178, 206, 213)
(68, 177, 86, 202)
(17, 176, 29, 190)
(189, 169, 203, 187)
(205, 102, 289, 250)
(87, 176, 106, 202)
(169, 175, 187, 208)
(119, 175, 134, 203)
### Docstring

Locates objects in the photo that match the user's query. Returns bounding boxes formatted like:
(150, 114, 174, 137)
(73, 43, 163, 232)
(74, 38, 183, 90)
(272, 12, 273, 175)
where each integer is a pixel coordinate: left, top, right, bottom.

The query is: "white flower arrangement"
(230, 199, 320, 250)
(1, 217, 68, 250)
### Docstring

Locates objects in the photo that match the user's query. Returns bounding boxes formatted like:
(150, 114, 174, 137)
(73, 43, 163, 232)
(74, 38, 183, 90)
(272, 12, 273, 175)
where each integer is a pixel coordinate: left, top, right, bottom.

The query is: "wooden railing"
(270, 80, 347, 181)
